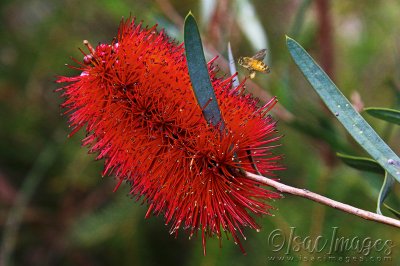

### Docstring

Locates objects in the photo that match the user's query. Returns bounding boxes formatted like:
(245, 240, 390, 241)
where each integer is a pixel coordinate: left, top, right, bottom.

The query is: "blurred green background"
(1, 0, 399, 265)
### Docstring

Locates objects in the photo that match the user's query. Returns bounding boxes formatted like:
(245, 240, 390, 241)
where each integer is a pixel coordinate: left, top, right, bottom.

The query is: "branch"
(245, 171, 400, 228)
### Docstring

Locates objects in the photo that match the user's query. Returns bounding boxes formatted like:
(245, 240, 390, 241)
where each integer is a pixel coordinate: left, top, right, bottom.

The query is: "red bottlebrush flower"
(57, 18, 283, 254)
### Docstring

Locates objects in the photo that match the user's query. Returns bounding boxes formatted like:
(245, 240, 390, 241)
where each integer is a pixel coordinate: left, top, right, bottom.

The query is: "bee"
(238, 49, 270, 79)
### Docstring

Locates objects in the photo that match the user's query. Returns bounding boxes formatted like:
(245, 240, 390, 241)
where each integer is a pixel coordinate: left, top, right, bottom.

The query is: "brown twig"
(245, 171, 400, 228)
(316, 0, 334, 79)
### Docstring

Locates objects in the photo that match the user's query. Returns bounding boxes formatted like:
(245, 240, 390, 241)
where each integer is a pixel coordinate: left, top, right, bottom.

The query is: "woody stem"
(245, 171, 400, 228)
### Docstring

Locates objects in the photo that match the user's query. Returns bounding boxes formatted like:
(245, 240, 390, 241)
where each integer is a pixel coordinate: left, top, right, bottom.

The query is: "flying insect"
(238, 49, 270, 79)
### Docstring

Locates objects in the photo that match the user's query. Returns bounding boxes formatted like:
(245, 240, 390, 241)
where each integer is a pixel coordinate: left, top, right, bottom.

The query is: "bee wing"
(251, 49, 267, 61)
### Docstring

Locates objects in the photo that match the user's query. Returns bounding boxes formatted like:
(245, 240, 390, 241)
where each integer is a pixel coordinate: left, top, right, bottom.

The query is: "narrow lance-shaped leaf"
(184, 12, 223, 128)
(286, 36, 400, 183)
(364, 107, 400, 125)
(336, 153, 384, 175)
(377, 172, 395, 215)
(384, 204, 400, 219)
(336, 153, 394, 215)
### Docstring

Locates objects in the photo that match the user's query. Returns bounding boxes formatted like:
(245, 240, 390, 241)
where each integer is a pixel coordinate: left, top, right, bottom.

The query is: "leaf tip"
(185, 11, 195, 21)
(285, 35, 295, 45)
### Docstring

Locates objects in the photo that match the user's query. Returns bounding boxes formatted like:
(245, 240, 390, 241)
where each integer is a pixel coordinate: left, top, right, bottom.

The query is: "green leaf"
(184, 12, 223, 128)
(286, 36, 400, 184)
(336, 153, 394, 214)
(384, 204, 400, 219)
(336, 153, 384, 175)
(377, 172, 395, 215)
(336, 153, 396, 215)
(364, 107, 400, 125)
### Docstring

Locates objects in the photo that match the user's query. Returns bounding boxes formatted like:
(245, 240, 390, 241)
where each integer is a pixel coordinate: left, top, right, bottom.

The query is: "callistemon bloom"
(57, 18, 283, 254)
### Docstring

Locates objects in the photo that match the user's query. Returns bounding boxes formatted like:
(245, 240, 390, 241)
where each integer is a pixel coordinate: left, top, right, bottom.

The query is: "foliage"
(1, 1, 400, 265)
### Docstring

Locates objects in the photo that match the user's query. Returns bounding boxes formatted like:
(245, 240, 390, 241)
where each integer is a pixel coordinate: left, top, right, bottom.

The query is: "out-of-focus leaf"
(234, 0, 269, 60)
(286, 36, 400, 183)
(289, 0, 312, 38)
(227, 42, 240, 89)
(384, 204, 400, 219)
(336, 153, 395, 215)
(184, 12, 223, 128)
(336, 153, 384, 175)
(385, 79, 400, 108)
(280, 0, 312, 110)
(0, 133, 61, 266)
(364, 107, 400, 125)
(377, 172, 395, 215)
(70, 195, 138, 246)
(290, 117, 352, 154)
